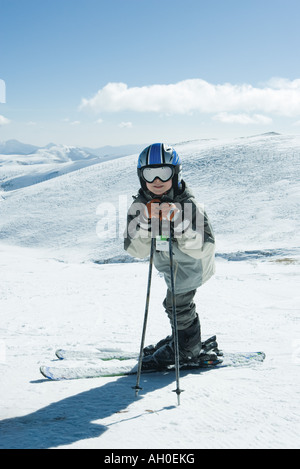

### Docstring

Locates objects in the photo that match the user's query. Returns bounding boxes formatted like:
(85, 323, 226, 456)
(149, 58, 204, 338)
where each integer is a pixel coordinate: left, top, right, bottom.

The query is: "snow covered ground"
(0, 134, 299, 449)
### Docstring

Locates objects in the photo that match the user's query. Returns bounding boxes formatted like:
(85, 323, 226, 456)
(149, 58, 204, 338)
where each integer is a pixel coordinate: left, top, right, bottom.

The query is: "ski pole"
(133, 236, 155, 397)
(169, 231, 183, 406)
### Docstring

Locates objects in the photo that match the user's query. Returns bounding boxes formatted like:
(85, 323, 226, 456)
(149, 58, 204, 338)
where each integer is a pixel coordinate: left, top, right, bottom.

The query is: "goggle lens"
(142, 166, 174, 183)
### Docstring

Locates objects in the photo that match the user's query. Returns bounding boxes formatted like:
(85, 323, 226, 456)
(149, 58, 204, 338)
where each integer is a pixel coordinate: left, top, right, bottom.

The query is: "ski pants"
(163, 289, 198, 331)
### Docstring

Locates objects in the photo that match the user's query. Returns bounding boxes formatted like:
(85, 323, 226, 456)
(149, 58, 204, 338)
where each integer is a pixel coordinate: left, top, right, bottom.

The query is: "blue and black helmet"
(137, 143, 182, 194)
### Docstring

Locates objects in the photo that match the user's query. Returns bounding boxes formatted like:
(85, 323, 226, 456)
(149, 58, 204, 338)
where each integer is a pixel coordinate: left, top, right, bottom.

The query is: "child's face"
(146, 178, 173, 196)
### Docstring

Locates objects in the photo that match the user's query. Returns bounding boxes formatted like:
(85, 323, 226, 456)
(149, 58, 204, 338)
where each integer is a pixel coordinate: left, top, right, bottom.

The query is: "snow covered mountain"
(0, 141, 143, 192)
(0, 143, 99, 192)
(82, 143, 148, 158)
(0, 139, 40, 155)
(0, 133, 299, 261)
(0, 139, 146, 160)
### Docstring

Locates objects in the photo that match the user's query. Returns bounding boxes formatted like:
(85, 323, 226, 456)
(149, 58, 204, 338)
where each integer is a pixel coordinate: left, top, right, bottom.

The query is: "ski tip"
(40, 366, 56, 380)
(55, 349, 64, 360)
(40, 366, 48, 379)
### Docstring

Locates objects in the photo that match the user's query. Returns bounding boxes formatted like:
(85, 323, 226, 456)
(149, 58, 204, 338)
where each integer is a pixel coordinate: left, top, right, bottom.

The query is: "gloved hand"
(145, 199, 180, 221)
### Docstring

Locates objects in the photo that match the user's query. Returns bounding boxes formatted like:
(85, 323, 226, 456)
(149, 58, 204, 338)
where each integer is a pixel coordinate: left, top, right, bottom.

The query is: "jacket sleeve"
(124, 200, 152, 259)
(175, 200, 215, 260)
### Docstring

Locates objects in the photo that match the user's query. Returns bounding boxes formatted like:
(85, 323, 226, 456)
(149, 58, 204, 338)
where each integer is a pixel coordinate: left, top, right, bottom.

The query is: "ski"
(55, 348, 138, 361)
(40, 351, 266, 381)
(55, 336, 221, 361)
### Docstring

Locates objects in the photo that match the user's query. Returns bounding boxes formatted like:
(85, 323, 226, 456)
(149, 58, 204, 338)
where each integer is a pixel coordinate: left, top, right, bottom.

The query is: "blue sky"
(1, 0, 300, 147)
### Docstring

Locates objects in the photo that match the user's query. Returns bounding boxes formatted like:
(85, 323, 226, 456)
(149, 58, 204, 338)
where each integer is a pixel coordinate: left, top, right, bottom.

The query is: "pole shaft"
(169, 234, 182, 405)
(134, 237, 155, 396)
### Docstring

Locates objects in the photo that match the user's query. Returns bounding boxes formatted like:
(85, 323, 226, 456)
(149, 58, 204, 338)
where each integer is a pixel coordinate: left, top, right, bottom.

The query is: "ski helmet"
(137, 143, 182, 194)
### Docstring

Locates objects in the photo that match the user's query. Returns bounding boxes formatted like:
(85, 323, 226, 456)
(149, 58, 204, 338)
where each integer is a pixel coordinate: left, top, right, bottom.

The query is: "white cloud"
(0, 115, 11, 126)
(213, 112, 273, 125)
(63, 118, 81, 125)
(118, 121, 132, 128)
(95, 118, 103, 124)
(265, 77, 300, 90)
(80, 78, 300, 117)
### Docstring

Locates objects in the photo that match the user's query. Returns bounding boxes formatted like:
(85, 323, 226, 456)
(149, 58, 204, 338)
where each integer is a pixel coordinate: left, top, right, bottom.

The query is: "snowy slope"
(0, 245, 299, 449)
(0, 141, 146, 192)
(0, 134, 299, 449)
(0, 133, 299, 260)
(0, 144, 103, 192)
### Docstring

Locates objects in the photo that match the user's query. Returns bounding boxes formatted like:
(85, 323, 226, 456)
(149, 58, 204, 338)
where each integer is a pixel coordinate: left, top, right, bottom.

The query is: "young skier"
(124, 143, 216, 368)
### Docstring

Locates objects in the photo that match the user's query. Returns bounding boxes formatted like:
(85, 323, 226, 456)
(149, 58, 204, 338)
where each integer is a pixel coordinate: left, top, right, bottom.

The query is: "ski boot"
(143, 335, 172, 357)
(142, 320, 222, 370)
(143, 316, 202, 369)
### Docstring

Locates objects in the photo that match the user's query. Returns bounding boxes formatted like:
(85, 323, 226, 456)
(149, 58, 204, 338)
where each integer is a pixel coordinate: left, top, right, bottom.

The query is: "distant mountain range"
(0, 139, 147, 159)
(0, 139, 40, 155)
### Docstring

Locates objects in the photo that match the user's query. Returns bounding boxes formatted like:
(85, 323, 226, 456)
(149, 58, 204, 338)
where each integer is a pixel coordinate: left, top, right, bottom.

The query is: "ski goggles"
(141, 165, 175, 183)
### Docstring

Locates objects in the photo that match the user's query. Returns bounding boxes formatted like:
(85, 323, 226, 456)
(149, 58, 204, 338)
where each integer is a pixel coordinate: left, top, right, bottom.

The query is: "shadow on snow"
(0, 368, 208, 449)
